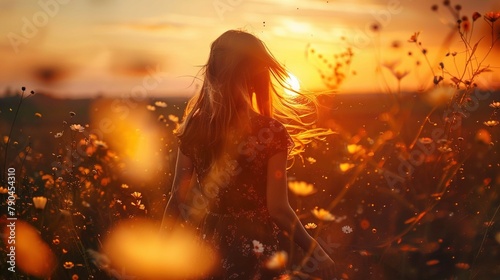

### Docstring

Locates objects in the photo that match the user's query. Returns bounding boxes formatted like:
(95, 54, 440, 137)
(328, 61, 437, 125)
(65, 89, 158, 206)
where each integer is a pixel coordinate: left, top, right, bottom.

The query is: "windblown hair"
(177, 30, 331, 171)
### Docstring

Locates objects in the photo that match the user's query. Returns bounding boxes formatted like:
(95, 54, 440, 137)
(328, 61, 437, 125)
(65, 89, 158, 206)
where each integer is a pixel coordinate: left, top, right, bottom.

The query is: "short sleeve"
(266, 119, 294, 158)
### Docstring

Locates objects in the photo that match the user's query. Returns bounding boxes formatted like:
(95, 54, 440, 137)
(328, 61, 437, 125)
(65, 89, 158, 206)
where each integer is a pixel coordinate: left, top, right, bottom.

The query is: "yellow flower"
(418, 137, 433, 144)
(304, 222, 317, 229)
(312, 208, 335, 221)
(265, 251, 288, 270)
(489, 101, 500, 109)
(306, 157, 316, 164)
(131, 192, 142, 199)
(33, 196, 48, 210)
(63, 261, 75, 269)
(154, 101, 167, 108)
(339, 163, 355, 172)
(288, 181, 316, 196)
(168, 114, 179, 123)
(484, 120, 499, 127)
(347, 144, 363, 154)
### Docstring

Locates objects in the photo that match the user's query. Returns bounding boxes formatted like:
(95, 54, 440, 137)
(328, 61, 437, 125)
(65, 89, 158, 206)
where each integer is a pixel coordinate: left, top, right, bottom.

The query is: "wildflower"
(0, 187, 8, 194)
(35, 112, 42, 118)
(288, 181, 316, 196)
(154, 101, 167, 108)
(484, 12, 500, 23)
(438, 146, 452, 153)
(484, 120, 499, 127)
(54, 131, 64, 138)
(306, 157, 316, 164)
(305, 223, 317, 229)
(70, 124, 84, 132)
(342, 225, 353, 234)
(131, 191, 142, 199)
(394, 70, 410, 81)
(72, 274, 79, 280)
(265, 251, 288, 270)
(489, 101, 500, 109)
(347, 144, 363, 154)
(472, 12, 481, 21)
(146, 105, 156, 111)
(312, 208, 335, 221)
(339, 163, 355, 172)
(455, 263, 470, 269)
(63, 262, 75, 269)
(121, 184, 129, 189)
(33, 196, 48, 209)
(252, 240, 264, 254)
(408, 31, 420, 43)
(168, 114, 179, 123)
(94, 140, 108, 149)
(418, 137, 433, 144)
(22, 86, 26, 91)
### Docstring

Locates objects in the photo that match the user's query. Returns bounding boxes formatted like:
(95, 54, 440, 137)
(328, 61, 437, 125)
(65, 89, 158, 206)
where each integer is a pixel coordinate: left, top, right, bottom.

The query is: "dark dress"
(179, 114, 294, 279)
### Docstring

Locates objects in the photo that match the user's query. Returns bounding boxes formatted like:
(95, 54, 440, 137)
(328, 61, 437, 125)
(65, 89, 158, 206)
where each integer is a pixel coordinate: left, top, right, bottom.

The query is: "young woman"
(162, 30, 336, 279)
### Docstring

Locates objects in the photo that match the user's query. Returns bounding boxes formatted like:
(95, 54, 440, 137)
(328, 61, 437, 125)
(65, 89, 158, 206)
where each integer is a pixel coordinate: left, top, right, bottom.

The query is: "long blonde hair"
(177, 30, 331, 170)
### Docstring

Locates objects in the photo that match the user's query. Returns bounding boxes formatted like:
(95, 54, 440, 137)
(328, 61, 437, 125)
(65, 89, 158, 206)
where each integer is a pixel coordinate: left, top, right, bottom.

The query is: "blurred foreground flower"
(339, 163, 355, 172)
(484, 12, 500, 23)
(288, 181, 316, 196)
(424, 86, 455, 106)
(103, 219, 216, 279)
(265, 251, 288, 270)
(33, 196, 47, 210)
(2, 220, 55, 277)
(347, 144, 363, 154)
(312, 208, 335, 221)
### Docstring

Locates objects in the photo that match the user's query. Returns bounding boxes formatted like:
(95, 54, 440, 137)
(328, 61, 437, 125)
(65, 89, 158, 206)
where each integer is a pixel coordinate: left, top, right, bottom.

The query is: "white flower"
(342, 225, 353, 234)
(252, 240, 264, 254)
(70, 124, 84, 132)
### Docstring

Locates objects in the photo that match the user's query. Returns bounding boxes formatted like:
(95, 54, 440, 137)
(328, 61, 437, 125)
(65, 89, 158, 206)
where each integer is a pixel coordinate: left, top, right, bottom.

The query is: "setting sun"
(284, 72, 301, 97)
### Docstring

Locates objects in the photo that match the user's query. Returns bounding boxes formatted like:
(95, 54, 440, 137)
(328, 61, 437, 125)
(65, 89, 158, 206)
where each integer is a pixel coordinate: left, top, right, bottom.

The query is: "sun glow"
(283, 72, 301, 97)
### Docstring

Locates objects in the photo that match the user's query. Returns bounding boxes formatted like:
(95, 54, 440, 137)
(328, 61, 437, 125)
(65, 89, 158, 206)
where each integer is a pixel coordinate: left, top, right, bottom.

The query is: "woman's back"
(180, 114, 293, 279)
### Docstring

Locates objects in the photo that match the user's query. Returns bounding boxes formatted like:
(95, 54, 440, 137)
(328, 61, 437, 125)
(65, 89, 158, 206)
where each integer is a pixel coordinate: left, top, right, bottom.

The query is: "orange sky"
(0, 0, 499, 98)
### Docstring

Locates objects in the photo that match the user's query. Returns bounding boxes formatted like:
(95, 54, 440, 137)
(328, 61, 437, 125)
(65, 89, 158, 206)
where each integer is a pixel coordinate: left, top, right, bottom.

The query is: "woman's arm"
(266, 151, 335, 276)
(161, 148, 194, 232)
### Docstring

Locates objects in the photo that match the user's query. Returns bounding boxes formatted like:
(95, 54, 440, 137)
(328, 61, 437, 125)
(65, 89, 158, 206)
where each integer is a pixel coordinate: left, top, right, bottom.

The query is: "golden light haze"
(0, 0, 499, 97)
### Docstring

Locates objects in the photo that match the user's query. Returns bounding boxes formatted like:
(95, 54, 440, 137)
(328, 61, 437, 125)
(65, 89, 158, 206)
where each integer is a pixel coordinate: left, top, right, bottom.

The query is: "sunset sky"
(0, 0, 499, 98)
